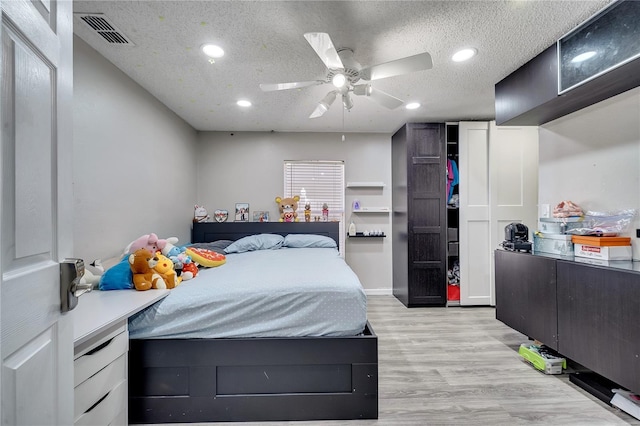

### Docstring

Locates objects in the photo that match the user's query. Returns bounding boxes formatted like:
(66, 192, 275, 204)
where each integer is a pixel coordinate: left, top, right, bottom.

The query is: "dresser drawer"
(75, 378, 127, 426)
(75, 325, 128, 387)
(75, 354, 126, 421)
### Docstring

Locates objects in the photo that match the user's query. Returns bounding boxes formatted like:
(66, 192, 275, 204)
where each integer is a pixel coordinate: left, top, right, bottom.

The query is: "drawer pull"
(85, 338, 113, 356)
(84, 390, 110, 414)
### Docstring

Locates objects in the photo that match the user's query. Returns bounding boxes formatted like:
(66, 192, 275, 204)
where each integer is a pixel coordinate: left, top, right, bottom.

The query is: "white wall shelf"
(352, 207, 390, 213)
(346, 182, 385, 188)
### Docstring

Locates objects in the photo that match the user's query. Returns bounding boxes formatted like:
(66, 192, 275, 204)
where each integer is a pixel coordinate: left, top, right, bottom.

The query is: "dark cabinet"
(495, 251, 640, 394)
(392, 123, 447, 307)
(557, 261, 640, 394)
(494, 250, 558, 350)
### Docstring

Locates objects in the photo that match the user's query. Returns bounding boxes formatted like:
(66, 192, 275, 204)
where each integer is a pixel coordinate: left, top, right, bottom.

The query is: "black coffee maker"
(502, 223, 532, 252)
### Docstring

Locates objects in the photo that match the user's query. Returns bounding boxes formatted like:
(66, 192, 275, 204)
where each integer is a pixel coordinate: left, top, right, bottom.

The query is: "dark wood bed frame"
(128, 222, 378, 423)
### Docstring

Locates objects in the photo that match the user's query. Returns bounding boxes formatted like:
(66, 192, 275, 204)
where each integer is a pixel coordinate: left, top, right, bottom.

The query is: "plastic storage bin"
(519, 344, 566, 375)
(537, 217, 584, 234)
(533, 233, 574, 255)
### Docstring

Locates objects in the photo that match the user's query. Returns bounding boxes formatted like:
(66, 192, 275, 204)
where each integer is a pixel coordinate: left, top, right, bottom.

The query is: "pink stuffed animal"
(126, 233, 168, 255)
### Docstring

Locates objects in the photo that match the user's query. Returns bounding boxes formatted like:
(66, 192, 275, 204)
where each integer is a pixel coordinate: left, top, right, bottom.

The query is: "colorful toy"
(181, 262, 199, 280)
(153, 252, 180, 288)
(161, 238, 192, 268)
(126, 233, 169, 255)
(185, 247, 226, 268)
(304, 202, 311, 222)
(275, 195, 300, 222)
(322, 203, 329, 221)
(128, 249, 166, 291)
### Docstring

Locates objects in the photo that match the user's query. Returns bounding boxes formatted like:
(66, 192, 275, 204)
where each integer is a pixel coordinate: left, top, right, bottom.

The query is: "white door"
(459, 121, 491, 306)
(487, 121, 538, 306)
(1, 0, 74, 424)
(459, 121, 538, 306)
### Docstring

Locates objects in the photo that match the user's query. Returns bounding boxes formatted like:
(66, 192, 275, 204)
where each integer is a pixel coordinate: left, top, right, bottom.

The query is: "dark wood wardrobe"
(391, 123, 447, 307)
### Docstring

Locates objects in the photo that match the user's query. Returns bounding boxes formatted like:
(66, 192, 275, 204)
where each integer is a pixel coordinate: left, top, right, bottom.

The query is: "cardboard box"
(574, 243, 632, 260)
(571, 235, 631, 246)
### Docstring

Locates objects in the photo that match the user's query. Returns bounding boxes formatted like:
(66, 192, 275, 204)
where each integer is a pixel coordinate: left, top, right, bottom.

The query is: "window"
(284, 160, 345, 255)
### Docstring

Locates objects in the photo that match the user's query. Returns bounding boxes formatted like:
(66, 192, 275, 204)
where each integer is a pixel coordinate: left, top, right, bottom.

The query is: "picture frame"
(253, 211, 269, 222)
(235, 203, 249, 222)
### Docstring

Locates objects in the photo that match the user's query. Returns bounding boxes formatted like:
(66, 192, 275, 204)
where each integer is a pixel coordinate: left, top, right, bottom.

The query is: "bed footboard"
(128, 323, 378, 423)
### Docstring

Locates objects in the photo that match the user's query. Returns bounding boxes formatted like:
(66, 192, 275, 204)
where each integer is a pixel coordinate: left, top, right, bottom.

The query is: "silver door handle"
(60, 258, 91, 312)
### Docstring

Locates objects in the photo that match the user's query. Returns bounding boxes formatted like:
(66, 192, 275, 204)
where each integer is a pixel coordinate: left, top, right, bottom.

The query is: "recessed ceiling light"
(201, 44, 224, 58)
(405, 102, 420, 110)
(237, 100, 252, 107)
(452, 48, 477, 62)
(571, 51, 597, 63)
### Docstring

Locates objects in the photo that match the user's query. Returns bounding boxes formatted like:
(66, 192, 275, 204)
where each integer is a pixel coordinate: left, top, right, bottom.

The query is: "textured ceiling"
(72, 0, 613, 133)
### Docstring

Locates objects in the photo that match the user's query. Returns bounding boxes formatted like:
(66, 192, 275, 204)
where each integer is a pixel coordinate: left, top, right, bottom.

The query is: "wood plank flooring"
(160, 295, 640, 426)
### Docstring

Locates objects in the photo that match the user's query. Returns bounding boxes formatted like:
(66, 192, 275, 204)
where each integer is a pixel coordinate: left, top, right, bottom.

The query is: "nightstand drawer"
(75, 354, 126, 421)
(75, 326, 128, 387)
(75, 378, 127, 426)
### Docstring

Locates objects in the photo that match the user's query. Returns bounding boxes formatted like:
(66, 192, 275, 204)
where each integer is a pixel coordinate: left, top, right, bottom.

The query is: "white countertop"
(72, 289, 170, 346)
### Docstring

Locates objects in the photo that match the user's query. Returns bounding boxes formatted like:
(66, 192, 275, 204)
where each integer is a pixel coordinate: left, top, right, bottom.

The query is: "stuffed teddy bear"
(275, 195, 300, 222)
(125, 233, 169, 255)
(129, 249, 166, 291)
(153, 252, 180, 289)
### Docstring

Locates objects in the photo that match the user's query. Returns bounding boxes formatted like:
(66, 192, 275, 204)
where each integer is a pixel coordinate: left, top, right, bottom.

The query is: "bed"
(128, 221, 378, 424)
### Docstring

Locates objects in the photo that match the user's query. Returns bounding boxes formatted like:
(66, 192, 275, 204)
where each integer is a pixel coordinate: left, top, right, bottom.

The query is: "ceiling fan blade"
(353, 84, 403, 109)
(303, 32, 344, 70)
(309, 91, 337, 118)
(360, 52, 433, 81)
(259, 80, 325, 92)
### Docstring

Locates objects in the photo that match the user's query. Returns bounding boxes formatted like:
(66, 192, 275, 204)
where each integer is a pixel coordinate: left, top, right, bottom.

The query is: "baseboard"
(365, 288, 393, 296)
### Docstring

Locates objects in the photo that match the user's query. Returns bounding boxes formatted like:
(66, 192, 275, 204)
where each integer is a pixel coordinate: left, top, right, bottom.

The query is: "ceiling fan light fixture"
(571, 51, 597, 63)
(405, 102, 420, 110)
(237, 100, 252, 107)
(201, 44, 225, 59)
(452, 48, 477, 62)
(332, 73, 347, 88)
(342, 94, 353, 110)
(310, 91, 337, 118)
(353, 84, 372, 96)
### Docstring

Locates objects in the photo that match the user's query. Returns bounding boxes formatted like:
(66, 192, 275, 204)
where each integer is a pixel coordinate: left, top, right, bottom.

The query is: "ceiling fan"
(259, 32, 433, 118)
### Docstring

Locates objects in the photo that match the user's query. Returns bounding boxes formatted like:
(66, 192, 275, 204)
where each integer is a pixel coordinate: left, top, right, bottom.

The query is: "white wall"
(73, 36, 199, 262)
(539, 87, 640, 259)
(196, 131, 393, 293)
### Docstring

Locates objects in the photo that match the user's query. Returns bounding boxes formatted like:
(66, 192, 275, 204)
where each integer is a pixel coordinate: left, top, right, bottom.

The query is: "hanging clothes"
(447, 159, 459, 203)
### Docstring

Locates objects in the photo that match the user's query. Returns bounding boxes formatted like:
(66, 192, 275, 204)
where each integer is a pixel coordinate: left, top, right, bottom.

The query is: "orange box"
(570, 236, 631, 246)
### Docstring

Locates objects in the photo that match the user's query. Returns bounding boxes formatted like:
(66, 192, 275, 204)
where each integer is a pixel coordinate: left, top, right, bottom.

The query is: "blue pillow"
(98, 256, 133, 290)
(283, 234, 337, 249)
(224, 234, 284, 254)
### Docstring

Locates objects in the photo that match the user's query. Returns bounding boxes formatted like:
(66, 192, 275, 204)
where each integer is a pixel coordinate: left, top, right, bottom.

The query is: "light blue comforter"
(128, 247, 367, 339)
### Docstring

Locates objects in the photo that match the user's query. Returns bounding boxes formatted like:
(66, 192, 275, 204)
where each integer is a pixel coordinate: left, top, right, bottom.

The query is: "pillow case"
(99, 255, 133, 290)
(283, 234, 337, 249)
(224, 234, 284, 254)
(190, 240, 234, 253)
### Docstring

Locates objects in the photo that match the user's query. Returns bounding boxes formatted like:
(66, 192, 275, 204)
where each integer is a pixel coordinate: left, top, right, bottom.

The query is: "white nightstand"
(72, 289, 169, 426)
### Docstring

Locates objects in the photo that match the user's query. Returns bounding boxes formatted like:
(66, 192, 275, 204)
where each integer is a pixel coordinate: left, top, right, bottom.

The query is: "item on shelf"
(574, 243, 632, 261)
(275, 195, 300, 222)
(352, 199, 361, 211)
(538, 216, 584, 234)
(501, 223, 532, 252)
(348, 221, 356, 236)
(194, 204, 211, 223)
(322, 203, 329, 222)
(304, 203, 311, 222)
(552, 200, 583, 218)
(533, 232, 574, 256)
(519, 343, 566, 375)
(214, 209, 229, 223)
(447, 284, 460, 301)
(571, 235, 631, 246)
(566, 209, 637, 236)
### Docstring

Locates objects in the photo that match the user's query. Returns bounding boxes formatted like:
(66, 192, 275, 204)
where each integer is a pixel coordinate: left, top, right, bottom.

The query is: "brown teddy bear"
(275, 195, 300, 222)
(129, 248, 166, 291)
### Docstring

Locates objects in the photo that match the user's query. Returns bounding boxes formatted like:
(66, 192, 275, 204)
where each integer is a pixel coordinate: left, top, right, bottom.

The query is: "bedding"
(128, 246, 367, 339)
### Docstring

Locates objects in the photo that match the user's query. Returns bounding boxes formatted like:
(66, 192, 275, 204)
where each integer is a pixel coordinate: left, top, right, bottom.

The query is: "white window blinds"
(284, 160, 344, 219)
(284, 160, 345, 253)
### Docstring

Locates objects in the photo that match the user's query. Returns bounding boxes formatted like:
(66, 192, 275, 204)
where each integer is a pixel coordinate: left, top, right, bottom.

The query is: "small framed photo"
(253, 211, 269, 222)
(235, 203, 249, 222)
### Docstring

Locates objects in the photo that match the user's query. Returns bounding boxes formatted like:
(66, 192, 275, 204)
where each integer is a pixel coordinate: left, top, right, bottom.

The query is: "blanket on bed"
(128, 247, 367, 339)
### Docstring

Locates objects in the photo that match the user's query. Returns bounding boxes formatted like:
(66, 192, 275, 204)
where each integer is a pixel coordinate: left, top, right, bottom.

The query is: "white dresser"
(72, 289, 169, 426)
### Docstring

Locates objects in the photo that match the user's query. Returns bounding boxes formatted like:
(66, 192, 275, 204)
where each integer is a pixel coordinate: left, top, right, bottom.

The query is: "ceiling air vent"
(74, 13, 135, 45)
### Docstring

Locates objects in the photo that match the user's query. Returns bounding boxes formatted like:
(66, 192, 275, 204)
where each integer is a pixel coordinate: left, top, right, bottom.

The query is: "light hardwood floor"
(167, 295, 639, 426)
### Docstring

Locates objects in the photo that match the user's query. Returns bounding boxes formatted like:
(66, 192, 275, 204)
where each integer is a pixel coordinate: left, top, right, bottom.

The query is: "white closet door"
(459, 121, 538, 306)
(459, 122, 491, 306)
(488, 121, 539, 305)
